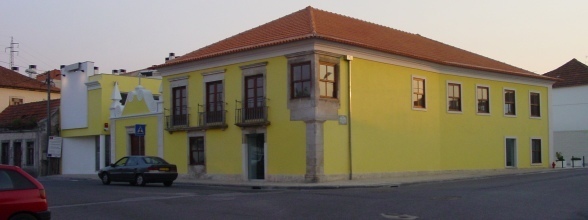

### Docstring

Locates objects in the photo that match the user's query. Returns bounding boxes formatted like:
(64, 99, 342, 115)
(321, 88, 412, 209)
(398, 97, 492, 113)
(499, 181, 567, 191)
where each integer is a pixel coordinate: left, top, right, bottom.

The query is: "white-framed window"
(529, 91, 541, 118)
(530, 138, 542, 165)
(476, 84, 490, 115)
(446, 81, 462, 113)
(503, 88, 516, 117)
(412, 75, 427, 111)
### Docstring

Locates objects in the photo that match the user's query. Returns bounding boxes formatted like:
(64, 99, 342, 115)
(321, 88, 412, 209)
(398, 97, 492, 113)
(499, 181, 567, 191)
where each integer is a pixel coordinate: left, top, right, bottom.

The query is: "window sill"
(412, 107, 427, 112)
(529, 116, 542, 120)
(530, 163, 543, 166)
(476, 112, 491, 116)
(503, 114, 517, 118)
(447, 110, 463, 114)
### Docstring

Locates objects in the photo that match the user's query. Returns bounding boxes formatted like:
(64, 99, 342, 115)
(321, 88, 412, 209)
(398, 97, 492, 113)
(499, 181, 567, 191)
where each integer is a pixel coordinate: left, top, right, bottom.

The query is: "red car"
(0, 165, 50, 220)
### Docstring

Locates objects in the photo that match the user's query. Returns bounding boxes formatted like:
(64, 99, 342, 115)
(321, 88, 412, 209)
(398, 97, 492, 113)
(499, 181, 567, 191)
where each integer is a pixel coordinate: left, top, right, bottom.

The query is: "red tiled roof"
(35, 69, 62, 81)
(543, 59, 588, 88)
(0, 66, 60, 92)
(0, 99, 60, 129)
(153, 7, 556, 81)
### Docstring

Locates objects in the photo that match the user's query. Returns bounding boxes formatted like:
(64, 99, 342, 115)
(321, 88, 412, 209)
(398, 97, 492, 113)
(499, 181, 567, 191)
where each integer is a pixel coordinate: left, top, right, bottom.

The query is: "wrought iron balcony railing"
(165, 114, 190, 129)
(197, 103, 228, 129)
(235, 99, 270, 127)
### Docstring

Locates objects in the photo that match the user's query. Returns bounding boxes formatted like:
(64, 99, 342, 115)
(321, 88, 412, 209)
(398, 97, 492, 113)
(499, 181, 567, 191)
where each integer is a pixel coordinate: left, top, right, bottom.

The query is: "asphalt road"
(42, 169, 588, 220)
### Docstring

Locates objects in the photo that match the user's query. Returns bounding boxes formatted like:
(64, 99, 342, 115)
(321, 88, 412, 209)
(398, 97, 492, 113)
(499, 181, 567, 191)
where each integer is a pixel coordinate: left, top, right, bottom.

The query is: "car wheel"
(135, 174, 146, 186)
(163, 181, 173, 187)
(101, 173, 111, 185)
(9, 213, 37, 220)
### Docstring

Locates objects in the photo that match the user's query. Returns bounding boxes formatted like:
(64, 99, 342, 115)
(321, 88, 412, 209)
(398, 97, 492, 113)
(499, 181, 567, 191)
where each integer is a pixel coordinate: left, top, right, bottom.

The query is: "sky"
(1, 0, 587, 76)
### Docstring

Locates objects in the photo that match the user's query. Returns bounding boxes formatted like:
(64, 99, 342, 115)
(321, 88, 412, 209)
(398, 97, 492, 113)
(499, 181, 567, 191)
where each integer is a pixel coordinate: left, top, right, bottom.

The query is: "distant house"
(35, 69, 63, 88)
(0, 99, 60, 176)
(544, 59, 588, 164)
(150, 7, 557, 183)
(0, 66, 60, 112)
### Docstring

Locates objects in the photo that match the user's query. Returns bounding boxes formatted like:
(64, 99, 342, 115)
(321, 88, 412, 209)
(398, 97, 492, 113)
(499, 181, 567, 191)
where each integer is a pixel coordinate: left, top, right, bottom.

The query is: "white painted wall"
(62, 136, 96, 174)
(60, 62, 93, 129)
(551, 85, 588, 131)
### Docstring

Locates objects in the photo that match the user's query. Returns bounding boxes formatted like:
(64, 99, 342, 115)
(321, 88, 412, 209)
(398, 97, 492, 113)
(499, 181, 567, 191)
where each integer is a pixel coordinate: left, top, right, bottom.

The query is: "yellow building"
(152, 7, 557, 182)
(59, 62, 161, 174)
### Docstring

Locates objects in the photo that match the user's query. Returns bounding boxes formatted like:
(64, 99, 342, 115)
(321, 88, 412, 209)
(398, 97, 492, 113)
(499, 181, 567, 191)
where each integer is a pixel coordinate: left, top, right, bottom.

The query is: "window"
(9, 97, 23, 106)
(26, 142, 34, 166)
(319, 63, 337, 98)
(206, 81, 224, 123)
(291, 62, 311, 98)
(412, 77, 426, 109)
(447, 83, 461, 112)
(504, 89, 516, 116)
(172, 86, 187, 126)
(530, 92, 540, 117)
(189, 137, 205, 165)
(245, 74, 265, 120)
(477, 86, 490, 114)
(531, 139, 542, 164)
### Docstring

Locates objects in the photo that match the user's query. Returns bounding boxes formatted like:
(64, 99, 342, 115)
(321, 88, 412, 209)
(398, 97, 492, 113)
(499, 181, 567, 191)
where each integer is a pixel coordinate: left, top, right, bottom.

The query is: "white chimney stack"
(27, 65, 37, 78)
(112, 69, 119, 75)
(94, 67, 99, 75)
(165, 52, 177, 63)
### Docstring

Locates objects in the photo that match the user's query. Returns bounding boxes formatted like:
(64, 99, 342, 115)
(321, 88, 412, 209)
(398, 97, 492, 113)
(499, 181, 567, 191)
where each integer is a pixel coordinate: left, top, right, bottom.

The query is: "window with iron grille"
(189, 137, 205, 165)
(530, 92, 540, 117)
(172, 86, 187, 126)
(532, 139, 542, 164)
(206, 81, 224, 123)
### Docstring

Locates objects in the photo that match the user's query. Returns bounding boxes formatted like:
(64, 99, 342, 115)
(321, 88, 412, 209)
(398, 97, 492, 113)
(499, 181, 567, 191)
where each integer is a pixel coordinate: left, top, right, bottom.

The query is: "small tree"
(556, 152, 565, 161)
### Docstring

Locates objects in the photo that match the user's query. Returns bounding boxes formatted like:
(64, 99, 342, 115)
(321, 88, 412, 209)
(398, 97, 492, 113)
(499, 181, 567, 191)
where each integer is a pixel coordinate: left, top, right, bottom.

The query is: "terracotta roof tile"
(35, 69, 62, 81)
(543, 59, 588, 88)
(0, 66, 60, 92)
(0, 99, 60, 129)
(153, 7, 556, 81)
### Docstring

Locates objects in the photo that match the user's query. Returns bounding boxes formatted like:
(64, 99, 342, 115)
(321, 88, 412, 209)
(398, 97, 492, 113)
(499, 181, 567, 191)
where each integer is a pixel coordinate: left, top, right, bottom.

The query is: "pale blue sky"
(1, 0, 586, 75)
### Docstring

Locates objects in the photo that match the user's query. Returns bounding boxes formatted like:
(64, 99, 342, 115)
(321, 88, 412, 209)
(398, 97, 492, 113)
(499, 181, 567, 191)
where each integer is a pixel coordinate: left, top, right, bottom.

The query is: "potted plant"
(556, 152, 566, 168)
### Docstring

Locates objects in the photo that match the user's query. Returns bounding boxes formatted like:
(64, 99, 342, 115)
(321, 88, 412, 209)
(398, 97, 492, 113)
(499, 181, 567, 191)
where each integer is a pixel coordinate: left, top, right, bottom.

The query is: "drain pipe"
(346, 55, 354, 180)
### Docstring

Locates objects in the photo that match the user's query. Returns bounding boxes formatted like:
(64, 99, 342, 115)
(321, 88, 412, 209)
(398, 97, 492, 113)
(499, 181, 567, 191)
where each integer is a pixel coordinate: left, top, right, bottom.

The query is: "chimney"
(112, 69, 119, 75)
(27, 65, 37, 78)
(11, 67, 19, 72)
(94, 66, 99, 75)
(60, 65, 65, 69)
(165, 52, 176, 63)
(119, 69, 126, 74)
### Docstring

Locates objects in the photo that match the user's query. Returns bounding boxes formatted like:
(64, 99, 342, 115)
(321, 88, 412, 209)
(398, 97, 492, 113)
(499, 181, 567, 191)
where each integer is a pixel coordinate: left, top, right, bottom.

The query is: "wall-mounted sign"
(47, 136, 62, 158)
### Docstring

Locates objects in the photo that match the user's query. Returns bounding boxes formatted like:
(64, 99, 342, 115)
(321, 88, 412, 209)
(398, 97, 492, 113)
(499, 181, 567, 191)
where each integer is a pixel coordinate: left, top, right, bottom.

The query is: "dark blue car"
(98, 156, 178, 187)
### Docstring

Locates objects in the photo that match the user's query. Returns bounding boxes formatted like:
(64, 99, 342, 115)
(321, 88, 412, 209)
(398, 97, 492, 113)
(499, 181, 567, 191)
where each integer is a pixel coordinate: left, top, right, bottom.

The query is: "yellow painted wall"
(113, 116, 160, 158)
(347, 58, 550, 175)
(0, 87, 60, 112)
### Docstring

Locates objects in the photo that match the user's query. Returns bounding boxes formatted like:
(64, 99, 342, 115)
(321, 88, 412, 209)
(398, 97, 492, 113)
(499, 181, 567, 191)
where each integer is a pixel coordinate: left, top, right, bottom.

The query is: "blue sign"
(135, 124, 146, 136)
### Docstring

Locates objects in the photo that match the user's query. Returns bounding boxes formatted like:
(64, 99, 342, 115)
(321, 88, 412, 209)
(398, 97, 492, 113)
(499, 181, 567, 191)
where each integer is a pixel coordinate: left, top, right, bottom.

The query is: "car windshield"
(142, 157, 168, 165)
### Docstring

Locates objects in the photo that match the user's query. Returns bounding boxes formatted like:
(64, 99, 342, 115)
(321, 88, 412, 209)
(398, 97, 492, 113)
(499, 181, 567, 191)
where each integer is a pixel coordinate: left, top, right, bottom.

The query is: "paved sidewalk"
(39, 167, 583, 189)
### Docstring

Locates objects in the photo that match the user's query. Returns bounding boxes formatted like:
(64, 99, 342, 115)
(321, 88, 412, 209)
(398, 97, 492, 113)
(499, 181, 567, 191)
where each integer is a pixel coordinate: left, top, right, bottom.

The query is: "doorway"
(247, 134, 265, 180)
(130, 134, 145, 156)
(1, 142, 8, 164)
(505, 138, 516, 167)
(13, 142, 22, 167)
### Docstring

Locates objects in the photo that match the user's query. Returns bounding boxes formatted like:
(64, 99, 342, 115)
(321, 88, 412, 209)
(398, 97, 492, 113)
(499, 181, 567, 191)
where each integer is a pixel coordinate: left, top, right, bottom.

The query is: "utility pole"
(4, 37, 19, 69)
(46, 71, 52, 175)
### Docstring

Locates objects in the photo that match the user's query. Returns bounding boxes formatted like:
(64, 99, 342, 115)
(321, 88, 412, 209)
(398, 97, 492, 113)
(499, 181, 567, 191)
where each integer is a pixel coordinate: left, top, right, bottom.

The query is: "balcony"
(235, 99, 270, 128)
(196, 103, 228, 130)
(165, 114, 191, 132)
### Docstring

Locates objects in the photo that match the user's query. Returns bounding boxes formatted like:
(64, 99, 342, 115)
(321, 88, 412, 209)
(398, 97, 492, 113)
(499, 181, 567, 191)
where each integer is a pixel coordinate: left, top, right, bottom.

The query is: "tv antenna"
(4, 37, 19, 69)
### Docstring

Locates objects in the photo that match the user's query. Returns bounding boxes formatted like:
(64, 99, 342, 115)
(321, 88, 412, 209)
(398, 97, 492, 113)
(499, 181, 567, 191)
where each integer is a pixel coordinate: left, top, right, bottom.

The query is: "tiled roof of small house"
(543, 58, 588, 88)
(0, 99, 60, 129)
(0, 66, 60, 92)
(153, 6, 555, 81)
(35, 69, 62, 82)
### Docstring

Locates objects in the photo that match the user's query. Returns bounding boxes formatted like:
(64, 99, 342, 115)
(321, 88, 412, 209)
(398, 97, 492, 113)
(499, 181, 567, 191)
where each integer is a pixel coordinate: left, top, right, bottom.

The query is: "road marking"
(381, 213, 419, 219)
(50, 194, 200, 209)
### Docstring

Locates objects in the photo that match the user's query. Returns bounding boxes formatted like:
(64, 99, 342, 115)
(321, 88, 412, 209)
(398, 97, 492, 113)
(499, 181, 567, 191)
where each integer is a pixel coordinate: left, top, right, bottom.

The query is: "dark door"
(244, 75, 264, 120)
(506, 138, 516, 167)
(13, 142, 22, 167)
(247, 134, 265, 180)
(1, 142, 8, 164)
(206, 81, 223, 123)
(130, 135, 145, 156)
(172, 86, 187, 126)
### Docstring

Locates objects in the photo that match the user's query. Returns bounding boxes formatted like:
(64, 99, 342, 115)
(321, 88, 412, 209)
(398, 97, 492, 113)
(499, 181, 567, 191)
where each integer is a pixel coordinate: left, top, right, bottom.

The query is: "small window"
(120, 93, 128, 105)
(291, 62, 311, 98)
(504, 89, 516, 116)
(531, 139, 542, 164)
(319, 63, 337, 98)
(9, 97, 23, 106)
(477, 86, 490, 114)
(189, 137, 205, 165)
(447, 83, 461, 112)
(530, 92, 540, 117)
(412, 77, 426, 109)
